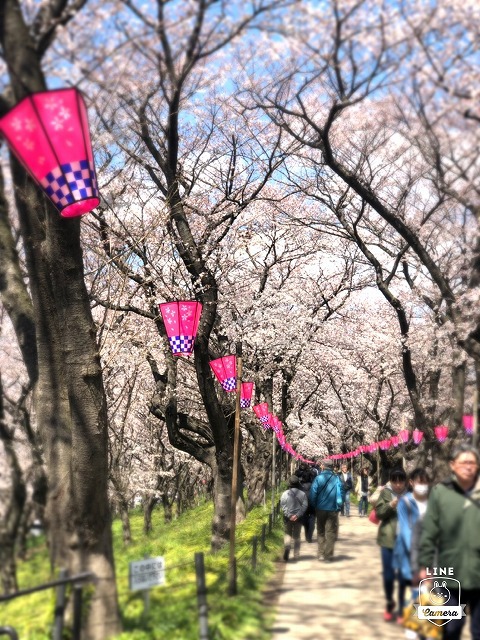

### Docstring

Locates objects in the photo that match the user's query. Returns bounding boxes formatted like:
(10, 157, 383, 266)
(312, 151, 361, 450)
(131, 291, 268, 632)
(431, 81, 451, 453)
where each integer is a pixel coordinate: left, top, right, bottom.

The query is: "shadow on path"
(265, 514, 414, 640)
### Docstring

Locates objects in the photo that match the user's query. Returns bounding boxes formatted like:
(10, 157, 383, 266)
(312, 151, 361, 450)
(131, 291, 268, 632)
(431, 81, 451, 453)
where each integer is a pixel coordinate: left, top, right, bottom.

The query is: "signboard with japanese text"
(129, 557, 165, 591)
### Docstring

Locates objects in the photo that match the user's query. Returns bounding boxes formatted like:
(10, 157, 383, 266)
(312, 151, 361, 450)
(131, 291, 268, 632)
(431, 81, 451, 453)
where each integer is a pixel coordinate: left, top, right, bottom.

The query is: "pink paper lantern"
(272, 416, 282, 434)
(412, 430, 424, 445)
(209, 355, 237, 392)
(0, 88, 100, 217)
(253, 402, 269, 427)
(434, 425, 449, 443)
(463, 415, 474, 435)
(391, 436, 400, 447)
(399, 429, 409, 443)
(379, 439, 391, 451)
(240, 382, 254, 409)
(159, 301, 202, 356)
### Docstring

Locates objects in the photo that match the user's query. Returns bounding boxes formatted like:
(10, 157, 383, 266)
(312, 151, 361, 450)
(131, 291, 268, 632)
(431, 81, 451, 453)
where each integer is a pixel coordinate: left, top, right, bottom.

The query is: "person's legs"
(283, 520, 293, 561)
(381, 546, 395, 620)
(292, 521, 302, 558)
(324, 511, 338, 560)
(397, 576, 411, 621)
(359, 495, 367, 516)
(466, 589, 480, 640)
(345, 490, 350, 516)
(316, 510, 326, 559)
(442, 590, 465, 640)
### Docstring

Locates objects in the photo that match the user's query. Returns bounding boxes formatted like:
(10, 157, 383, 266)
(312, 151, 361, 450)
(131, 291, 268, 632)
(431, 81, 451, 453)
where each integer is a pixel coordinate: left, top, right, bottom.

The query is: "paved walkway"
(266, 513, 471, 640)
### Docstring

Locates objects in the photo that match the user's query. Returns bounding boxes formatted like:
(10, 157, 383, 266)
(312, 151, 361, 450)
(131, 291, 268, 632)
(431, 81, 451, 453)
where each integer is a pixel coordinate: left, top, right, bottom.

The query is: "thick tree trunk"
(119, 500, 131, 546)
(0, 376, 26, 594)
(143, 496, 157, 535)
(162, 495, 173, 523)
(0, 3, 121, 636)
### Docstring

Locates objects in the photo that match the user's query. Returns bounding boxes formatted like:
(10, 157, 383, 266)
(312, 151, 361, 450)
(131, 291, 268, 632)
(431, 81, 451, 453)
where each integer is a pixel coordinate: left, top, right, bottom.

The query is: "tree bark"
(0, 2, 121, 636)
(0, 376, 26, 594)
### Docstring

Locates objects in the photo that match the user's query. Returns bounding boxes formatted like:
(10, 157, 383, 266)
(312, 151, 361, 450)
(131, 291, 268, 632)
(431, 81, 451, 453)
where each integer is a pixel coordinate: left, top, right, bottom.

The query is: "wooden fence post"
(53, 568, 68, 640)
(195, 552, 209, 640)
(251, 536, 258, 570)
(72, 585, 83, 640)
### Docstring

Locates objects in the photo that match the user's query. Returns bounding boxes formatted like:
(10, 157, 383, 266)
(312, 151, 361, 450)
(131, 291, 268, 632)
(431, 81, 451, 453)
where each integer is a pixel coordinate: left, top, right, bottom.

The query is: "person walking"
(392, 468, 431, 623)
(355, 467, 370, 517)
(280, 475, 308, 562)
(418, 443, 480, 640)
(295, 463, 316, 542)
(309, 459, 344, 562)
(375, 467, 408, 622)
(340, 463, 353, 517)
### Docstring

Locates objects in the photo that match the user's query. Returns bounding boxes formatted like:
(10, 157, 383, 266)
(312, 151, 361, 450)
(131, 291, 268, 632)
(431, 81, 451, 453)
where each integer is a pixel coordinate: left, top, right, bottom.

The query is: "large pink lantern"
(463, 415, 474, 435)
(391, 436, 400, 447)
(209, 355, 237, 392)
(253, 402, 269, 427)
(379, 439, 391, 451)
(399, 429, 409, 444)
(159, 301, 202, 356)
(434, 425, 449, 443)
(240, 382, 254, 409)
(412, 430, 424, 445)
(0, 88, 99, 217)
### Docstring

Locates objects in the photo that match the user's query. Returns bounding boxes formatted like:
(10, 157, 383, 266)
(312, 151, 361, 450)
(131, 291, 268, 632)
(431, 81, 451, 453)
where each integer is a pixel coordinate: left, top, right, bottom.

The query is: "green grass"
(0, 499, 283, 639)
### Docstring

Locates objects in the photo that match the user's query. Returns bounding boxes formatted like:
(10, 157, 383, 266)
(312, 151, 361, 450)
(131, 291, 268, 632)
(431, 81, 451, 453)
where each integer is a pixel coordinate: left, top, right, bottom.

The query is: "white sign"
(129, 557, 165, 591)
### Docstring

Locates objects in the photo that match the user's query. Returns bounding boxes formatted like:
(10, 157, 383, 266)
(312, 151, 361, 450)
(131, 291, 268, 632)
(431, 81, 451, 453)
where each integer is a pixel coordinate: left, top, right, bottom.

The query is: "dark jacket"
(418, 475, 480, 590)
(340, 471, 353, 492)
(309, 469, 344, 512)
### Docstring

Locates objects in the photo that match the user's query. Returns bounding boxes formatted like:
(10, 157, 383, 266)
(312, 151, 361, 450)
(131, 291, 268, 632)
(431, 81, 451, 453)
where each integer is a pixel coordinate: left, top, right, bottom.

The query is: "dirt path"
(266, 513, 471, 640)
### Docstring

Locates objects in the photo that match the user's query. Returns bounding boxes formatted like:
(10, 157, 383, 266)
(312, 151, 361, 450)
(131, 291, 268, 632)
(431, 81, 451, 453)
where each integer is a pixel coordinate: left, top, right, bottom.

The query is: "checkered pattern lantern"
(253, 402, 269, 427)
(463, 415, 474, 435)
(240, 382, 254, 409)
(209, 355, 236, 392)
(434, 425, 448, 443)
(0, 88, 99, 217)
(159, 301, 202, 357)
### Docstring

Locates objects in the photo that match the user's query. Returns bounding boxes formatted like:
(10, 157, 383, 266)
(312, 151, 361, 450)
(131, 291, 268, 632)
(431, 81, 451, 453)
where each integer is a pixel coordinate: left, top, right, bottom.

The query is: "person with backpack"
(375, 467, 408, 622)
(295, 464, 316, 543)
(280, 475, 308, 562)
(309, 459, 345, 562)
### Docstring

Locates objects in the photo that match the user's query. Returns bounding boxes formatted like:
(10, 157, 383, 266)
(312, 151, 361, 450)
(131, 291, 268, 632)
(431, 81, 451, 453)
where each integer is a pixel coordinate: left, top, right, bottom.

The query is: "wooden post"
(376, 446, 380, 485)
(473, 387, 479, 449)
(195, 552, 209, 640)
(251, 536, 258, 570)
(271, 430, 276, 513)
(228, 342, 242, 597)
(261, 523, 267, 551)
(53, 568, 68, 640)
(401, 416, 407, 469)
(72, 585, 83, 640)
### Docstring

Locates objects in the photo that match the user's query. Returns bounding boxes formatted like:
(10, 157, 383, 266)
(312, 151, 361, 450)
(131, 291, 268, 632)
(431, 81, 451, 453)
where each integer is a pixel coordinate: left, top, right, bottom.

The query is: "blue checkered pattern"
(168, 335, 194, 355)
(41, 160, 98, 211)
(221, 377, 236, 392)
(240, 399, 251, 409)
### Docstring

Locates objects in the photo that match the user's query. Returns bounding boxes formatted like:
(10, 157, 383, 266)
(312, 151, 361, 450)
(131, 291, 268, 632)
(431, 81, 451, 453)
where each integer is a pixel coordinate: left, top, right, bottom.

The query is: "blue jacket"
(393, 492, 419, 580)
(309, 470, 344, 512)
